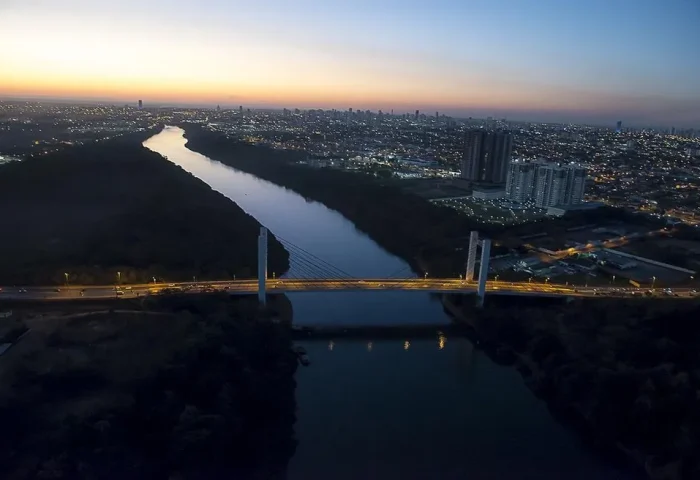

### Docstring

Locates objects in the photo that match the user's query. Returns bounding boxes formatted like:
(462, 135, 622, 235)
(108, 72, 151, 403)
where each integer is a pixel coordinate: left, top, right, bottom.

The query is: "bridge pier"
(257, 227, 267, 305)
(476, 239, 491, 307)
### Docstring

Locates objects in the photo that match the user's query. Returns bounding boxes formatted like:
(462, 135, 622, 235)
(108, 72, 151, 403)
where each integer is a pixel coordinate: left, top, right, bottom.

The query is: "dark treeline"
(181, 125, 700, 479)
(182, 125, 657, 277)
(0, 127, 288, 285)
(0, 294, 298, 479)
(446, 295, 700, 479)
(182, 124, 488, 276)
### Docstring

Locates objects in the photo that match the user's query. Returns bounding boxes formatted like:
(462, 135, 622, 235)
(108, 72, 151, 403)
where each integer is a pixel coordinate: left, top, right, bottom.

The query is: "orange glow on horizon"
(0, 1, 697, 126)
(0, 12, 613, 114)
(1, 70, 612, 115)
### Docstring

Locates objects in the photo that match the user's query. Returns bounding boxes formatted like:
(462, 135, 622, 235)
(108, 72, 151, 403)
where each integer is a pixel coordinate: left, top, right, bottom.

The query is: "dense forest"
(0, 128, 288, 285)
(446, 295, 700, 480)
(0, 294, 298, 479)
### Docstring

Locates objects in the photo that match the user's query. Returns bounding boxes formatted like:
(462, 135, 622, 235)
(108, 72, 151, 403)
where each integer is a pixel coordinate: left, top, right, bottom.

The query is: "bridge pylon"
(465, 231, 479, 281)
(476, 239, 491, 307)
(257, 226, 268, 305)
(465, 230, 492, 307)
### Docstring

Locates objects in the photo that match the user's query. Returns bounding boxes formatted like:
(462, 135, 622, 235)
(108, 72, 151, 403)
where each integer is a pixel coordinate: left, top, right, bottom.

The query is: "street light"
(612, 275, 616, 284)
(64, 272, 69, 285)
(424, 272, 428, 280)
(117, 271, 121, 284)
(652, 276, 656, 289)
(495, 275, 499, 282)
(545, 277, 550, 284)
(528, 277, 532, 283)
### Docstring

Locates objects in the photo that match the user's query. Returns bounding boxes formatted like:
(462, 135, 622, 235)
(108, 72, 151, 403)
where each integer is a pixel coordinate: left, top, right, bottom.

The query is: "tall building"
(534, 163, 587, 208)
(138, 100, 143, 110)
(461, 130, 513, 184)
(505, 159, 537, 203)
(616, 120, 622, 133)
(415, 109, 419, 120)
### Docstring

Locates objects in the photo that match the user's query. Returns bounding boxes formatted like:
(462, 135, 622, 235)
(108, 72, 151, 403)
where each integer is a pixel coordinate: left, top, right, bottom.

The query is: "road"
(0, 278, 697, 302)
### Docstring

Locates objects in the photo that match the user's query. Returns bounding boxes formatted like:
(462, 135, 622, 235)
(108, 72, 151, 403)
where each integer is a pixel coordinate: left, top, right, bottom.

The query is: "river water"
(144, 126, 637, 479)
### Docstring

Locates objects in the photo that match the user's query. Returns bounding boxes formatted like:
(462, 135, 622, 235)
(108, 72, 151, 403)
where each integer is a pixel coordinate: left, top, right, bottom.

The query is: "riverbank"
(0, 293, 298, 479)
(180, 125, 700, 479)
(443, 294, 700, 479)
(180, 124, 645, 279)
(0, 128, 288, 285)
(181, 124, 487, 277)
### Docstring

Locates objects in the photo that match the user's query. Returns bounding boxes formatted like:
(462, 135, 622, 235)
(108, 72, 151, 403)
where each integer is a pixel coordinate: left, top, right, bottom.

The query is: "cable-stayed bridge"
(1, 228, 695, 303)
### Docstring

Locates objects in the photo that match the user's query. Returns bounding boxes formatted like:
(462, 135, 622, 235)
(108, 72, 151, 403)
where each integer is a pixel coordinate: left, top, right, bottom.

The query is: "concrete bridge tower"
(257, 227, 268, 305)
(465, 230, 492, 306)
(465, 231, 479, 281)
(476, 239, 491, 307)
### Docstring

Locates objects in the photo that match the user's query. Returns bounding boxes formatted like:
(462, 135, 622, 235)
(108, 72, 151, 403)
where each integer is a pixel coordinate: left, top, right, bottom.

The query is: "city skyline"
(1, 0, 699, 127)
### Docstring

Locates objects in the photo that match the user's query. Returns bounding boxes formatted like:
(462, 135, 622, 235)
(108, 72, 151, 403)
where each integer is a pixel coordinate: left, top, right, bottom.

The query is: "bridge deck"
(1, 278, 696, 302)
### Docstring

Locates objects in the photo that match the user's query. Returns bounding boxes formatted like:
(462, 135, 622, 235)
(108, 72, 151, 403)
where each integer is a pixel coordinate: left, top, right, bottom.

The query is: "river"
(143, 126, 637, 479)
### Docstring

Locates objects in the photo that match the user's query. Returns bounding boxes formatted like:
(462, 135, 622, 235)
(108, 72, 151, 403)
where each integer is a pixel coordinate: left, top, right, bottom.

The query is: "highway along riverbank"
(144, 125, 639, 480)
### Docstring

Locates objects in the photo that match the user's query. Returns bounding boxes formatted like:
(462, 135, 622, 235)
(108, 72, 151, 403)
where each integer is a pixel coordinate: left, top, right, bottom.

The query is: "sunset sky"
(1, 0, 698, 126)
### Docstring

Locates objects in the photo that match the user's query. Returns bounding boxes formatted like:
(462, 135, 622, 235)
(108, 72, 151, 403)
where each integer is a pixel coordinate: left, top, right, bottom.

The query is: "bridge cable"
(281, 247, 361, 289)
(285, 259, 319, 280)
(385, 265, 416, 280)
(281, 243, 353, 281)
(280, 247, 359, 288)
(287, 258, 358, 289)
(276, 235, 355, 279)
(285, 249, 345, 280)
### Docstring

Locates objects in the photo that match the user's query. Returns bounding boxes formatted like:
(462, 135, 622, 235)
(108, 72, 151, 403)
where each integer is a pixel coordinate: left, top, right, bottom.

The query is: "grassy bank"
(0, 294, 297, 479)
(0, 128, 288, 285)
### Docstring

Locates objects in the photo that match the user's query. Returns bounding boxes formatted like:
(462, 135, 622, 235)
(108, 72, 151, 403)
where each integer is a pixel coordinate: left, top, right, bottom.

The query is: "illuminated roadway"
(0, 278, 697, 301)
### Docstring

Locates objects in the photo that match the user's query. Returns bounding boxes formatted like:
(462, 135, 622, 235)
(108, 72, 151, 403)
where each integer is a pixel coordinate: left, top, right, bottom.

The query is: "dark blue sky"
(1, 0, 698, 126)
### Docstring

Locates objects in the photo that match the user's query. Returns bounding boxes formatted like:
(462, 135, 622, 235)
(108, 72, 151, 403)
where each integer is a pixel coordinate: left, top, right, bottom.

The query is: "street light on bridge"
(424, 272, 428, 280)
(652, 276, 656, 289)
(117, 271, 121, 284)
(64, 272, 69, 286)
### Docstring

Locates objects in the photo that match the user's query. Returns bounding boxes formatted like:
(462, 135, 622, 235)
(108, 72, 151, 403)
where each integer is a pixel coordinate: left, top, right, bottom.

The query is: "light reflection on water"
(291, 338, 638, 480)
